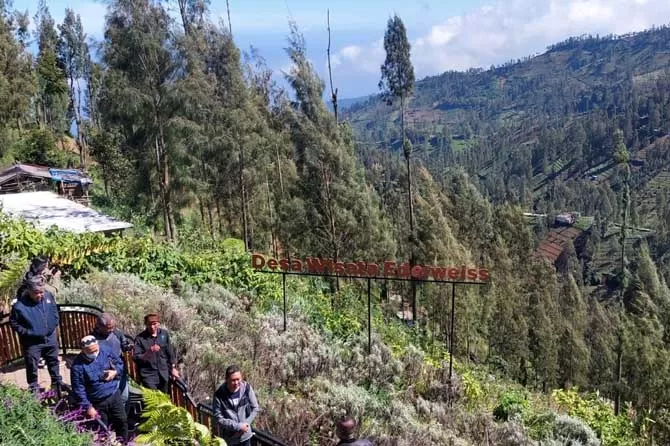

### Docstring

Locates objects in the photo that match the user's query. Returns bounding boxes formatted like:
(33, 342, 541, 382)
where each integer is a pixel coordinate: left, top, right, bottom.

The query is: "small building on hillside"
(0, 163, 92, 206)
(0, 191, 132, 235)
(555, 212, 577, 226)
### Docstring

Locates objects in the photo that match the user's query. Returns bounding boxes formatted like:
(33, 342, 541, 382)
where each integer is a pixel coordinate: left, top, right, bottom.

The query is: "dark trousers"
(23, 340, 61, 390)
(141, 374, 169, 394)
(93, 390, 128, 443)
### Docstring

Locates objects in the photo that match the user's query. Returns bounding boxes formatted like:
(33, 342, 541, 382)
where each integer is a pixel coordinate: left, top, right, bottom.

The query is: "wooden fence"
(0, 304, 287, 446)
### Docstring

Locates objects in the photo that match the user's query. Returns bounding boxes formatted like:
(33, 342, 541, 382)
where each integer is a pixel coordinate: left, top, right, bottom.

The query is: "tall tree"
(177, 0, 209, 36)
(101, 0, 185, 241)
(0, 2, 35, 141)
(612, 128, 631, 415)
(379, 14, 416, 320)
(33, 0, 67, 132)
(281, 22, 395, 268)
(58, 9, 88, 165)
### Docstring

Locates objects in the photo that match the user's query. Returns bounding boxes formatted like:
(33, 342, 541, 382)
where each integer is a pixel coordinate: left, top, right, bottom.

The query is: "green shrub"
(493, 390, 530, 421)
(0, 383, 93, 446)
(552, 388, 635, 446)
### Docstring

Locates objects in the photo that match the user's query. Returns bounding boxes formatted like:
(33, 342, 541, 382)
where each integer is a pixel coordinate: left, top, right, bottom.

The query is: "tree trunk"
(208, 201, 215, 236)
(75, 78, 86, 167)
(401, 94, 417, 323)
(155, 135, 171, 241)
(615, 330, 623, 415)
(239, 143, 250, 251)
(156, 121, 176, 242)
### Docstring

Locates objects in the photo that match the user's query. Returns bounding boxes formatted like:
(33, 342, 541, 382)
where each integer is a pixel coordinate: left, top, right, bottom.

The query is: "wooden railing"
(0, 303, 102, 367)
(0, 304, 288, 446)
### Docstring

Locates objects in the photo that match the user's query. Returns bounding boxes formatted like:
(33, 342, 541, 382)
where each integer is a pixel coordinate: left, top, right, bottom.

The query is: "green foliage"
(0, 252, 27, 312)
(136, 387, 224, 446)
(0, 383, 93, 445)
(552, 388, 636, 446)
(0, 214, 280, 307)
(493, 390, 530, 421)
(305, 286, 364, 339)
(459, 370, 485, 409)
(12, 127, 73, 166)
(379, 14, 415, 107)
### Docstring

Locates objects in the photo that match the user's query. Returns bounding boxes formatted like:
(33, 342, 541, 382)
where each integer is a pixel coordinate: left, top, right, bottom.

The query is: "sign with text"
(251, 253, 489, 282)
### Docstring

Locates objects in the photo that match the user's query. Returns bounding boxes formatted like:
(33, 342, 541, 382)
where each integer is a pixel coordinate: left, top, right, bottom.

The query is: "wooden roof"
(533, 226, 584, 263)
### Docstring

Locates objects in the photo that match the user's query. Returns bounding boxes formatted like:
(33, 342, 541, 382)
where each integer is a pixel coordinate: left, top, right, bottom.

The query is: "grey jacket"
(213, 381, 259, 444)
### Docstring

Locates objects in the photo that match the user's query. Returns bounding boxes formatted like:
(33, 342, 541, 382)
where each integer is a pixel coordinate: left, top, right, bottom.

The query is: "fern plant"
(134, 388, 225, 446)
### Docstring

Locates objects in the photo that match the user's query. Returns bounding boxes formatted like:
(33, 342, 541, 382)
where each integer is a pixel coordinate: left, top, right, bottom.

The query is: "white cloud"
(340, 45, 362, 60)
(331, 0, 670, 79)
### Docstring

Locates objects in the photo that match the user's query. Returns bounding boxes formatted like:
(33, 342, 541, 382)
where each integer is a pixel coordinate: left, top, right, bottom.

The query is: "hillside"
(347, 25, 670, 286)
(4, 2, 670, 444)
(346, 27, 670, 134)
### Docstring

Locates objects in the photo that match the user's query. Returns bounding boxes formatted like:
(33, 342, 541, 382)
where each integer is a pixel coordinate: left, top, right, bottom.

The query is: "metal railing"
(0, 304, 288, 446)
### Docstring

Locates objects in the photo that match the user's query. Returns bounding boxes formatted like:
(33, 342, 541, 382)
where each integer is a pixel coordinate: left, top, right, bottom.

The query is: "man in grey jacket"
(213, 365, 259, 446)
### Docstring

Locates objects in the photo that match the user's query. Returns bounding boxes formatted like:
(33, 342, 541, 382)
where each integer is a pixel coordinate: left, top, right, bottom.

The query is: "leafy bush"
(0, 383, 93, 446)
(12, 128, 76, 167)
(552, 388, 635, 446)
(493, 390, 530, 421)
(0, 214, 280, 308)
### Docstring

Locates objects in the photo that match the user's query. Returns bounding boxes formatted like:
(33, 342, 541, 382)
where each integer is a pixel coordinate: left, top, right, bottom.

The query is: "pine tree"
(0, 3, 35, 142)
(101, 0, 185, 241)
(280, 22, 395, 266)
(58, 9, 88, 165)
(379, 14, 416, 320)
(34, 0, 67, 132)
(612, 128, 631, 414)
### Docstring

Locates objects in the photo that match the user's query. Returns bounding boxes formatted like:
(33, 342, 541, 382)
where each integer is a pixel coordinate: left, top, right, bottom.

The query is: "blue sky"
(13, 0, 670, 98)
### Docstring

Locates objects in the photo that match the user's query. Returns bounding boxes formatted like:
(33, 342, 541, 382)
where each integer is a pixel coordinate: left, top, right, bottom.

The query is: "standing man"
(70, 335, 128, 444)
(91, 313, 132, 404)
(132, 313, 179, 393)
(9, 275, 63, 392)
(213, 365, 259, 446)
(335, 417, 374, 445)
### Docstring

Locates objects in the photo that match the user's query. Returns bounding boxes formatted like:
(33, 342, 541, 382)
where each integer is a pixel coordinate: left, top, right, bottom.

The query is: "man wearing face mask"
(90, 313, 132, 405)
(133, 313, 179, 393)
(9, 275, 63, 392)
(71, 335, 128, 443)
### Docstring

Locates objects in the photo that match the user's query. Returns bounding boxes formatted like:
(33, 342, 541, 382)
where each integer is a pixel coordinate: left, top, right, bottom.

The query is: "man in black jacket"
(132, 313, 179, 393)
(9, 275, 63, 392)
(213, 365, 259, 446)
(336, 417, 374, 446)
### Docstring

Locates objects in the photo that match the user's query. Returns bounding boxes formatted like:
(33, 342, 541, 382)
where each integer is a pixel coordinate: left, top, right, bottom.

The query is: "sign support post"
(367, 278, 372, 355)
(282, 272, 287, 332)
(448, 283, 457, 404)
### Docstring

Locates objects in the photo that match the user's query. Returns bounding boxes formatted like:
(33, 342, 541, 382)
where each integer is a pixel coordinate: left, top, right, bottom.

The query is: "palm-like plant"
(0, 253, 28, 314)
(134, 388, 224, 446)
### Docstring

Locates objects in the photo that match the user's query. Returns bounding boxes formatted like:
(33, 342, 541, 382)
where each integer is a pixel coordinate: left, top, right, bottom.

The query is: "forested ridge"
(3, 0, 670, 443)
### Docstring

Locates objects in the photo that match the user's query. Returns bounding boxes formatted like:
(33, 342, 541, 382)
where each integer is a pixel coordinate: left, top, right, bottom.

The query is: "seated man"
(9, 275, 63, 392)
(213, 365, 259, 446)
(90, 312, 133, 405)
(70, 335, 128, 444)
(133, 313, 179, 393)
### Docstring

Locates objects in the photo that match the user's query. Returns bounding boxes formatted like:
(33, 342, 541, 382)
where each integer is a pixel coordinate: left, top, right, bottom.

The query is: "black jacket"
(132, 328, 177, 383)
(9, 290, 59, 345)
